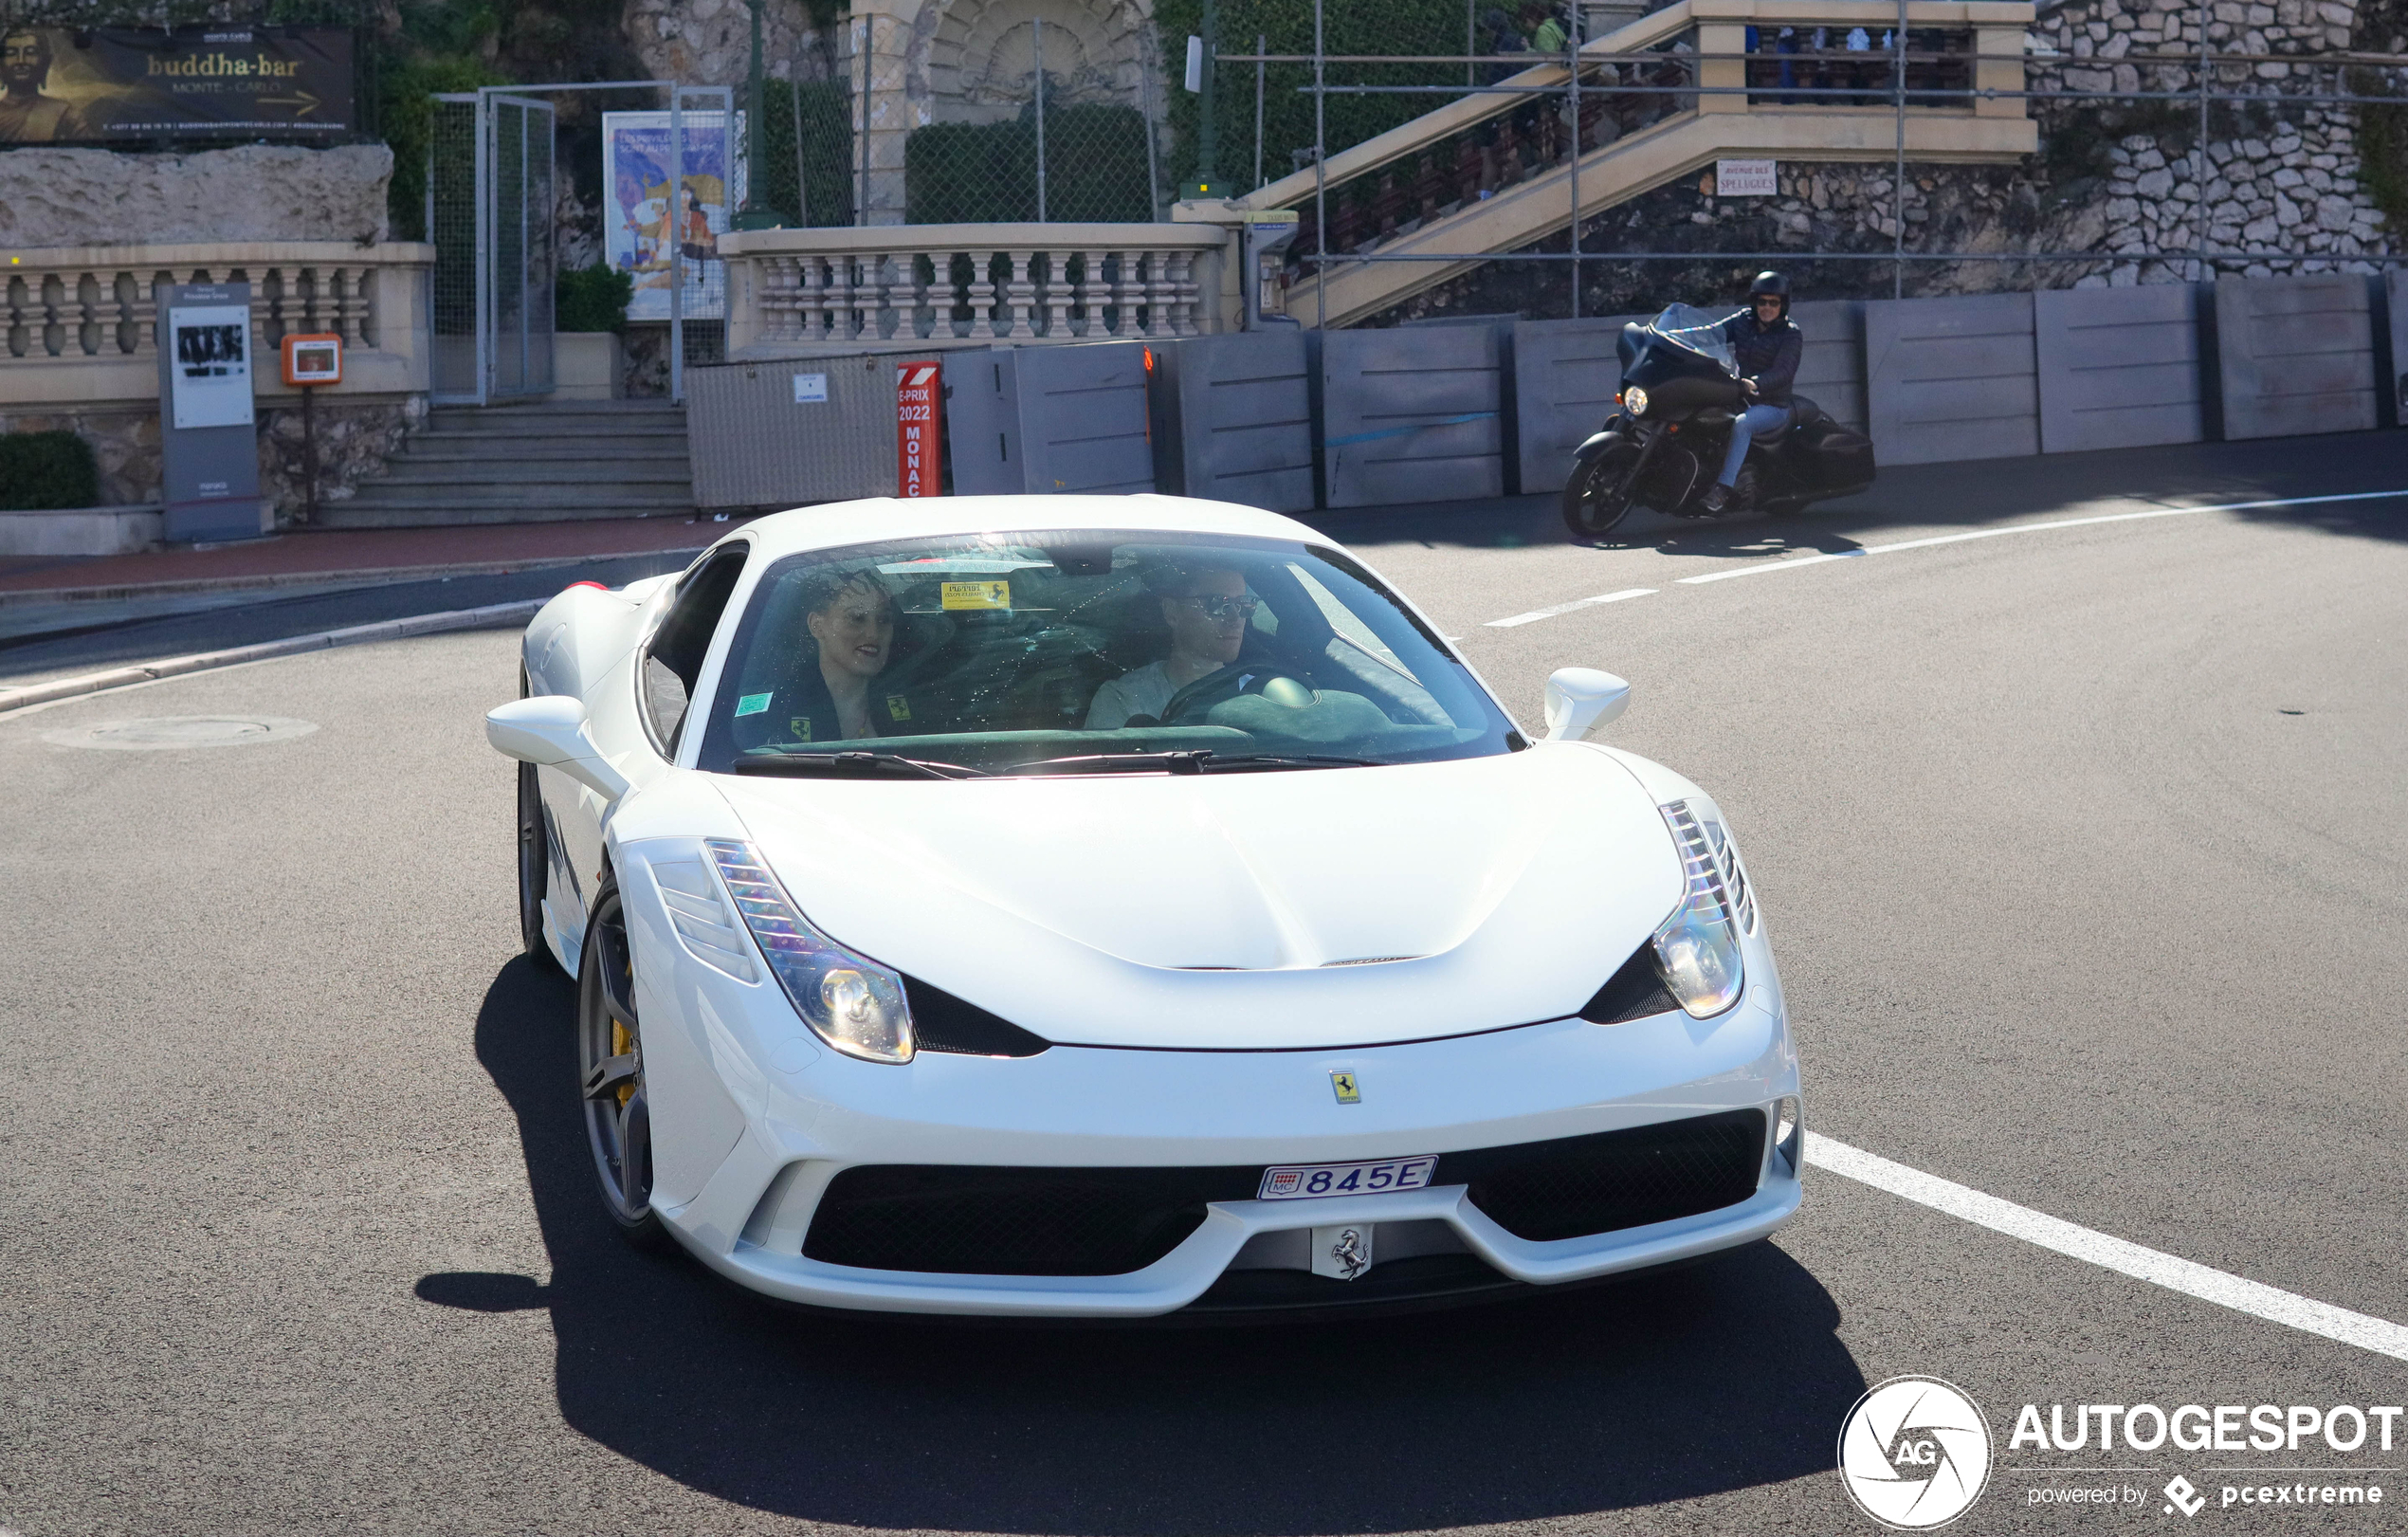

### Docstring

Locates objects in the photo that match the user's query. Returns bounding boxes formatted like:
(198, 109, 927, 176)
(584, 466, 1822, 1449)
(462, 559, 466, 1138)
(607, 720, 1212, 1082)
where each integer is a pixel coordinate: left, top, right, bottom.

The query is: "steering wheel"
(1158, 664, 1313, 723)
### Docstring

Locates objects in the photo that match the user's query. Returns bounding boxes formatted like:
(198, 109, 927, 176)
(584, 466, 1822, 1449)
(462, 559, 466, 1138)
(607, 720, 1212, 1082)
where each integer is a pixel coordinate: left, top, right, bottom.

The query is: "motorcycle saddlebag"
(1791, 413, 1875, 489)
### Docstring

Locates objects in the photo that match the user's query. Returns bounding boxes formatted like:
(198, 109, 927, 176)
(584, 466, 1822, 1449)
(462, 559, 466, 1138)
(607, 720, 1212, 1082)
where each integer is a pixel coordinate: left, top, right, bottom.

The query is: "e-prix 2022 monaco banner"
(0, 26, 354, 144)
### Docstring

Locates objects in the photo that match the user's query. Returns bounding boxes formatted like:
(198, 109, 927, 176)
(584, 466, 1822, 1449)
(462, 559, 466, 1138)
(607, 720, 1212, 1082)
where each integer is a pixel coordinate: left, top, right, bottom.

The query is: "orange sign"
(897, 359, 941, 497)
(280, 332, 341, 387)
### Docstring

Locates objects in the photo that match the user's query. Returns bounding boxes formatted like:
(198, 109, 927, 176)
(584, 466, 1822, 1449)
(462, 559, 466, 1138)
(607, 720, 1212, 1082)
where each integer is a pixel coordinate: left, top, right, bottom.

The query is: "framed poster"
(167, 302, 255, 430)
(602, 110, 746, 322)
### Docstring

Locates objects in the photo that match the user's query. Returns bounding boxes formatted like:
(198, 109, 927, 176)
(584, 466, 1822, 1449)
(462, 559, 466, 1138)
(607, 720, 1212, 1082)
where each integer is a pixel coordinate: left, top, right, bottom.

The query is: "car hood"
(715, 745, 1686, 1050)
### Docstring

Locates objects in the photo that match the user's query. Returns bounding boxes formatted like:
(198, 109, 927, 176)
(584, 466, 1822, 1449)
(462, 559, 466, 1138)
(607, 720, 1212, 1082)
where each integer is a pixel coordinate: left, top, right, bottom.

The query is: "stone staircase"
(1234, 0, 2036, 329)
(319, 400, 692, 529)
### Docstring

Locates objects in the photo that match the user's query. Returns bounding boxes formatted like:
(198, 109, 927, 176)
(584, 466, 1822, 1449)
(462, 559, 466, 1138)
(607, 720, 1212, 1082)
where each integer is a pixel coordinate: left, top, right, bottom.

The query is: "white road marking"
(1485, 587, 1657, 628)
(1806, 1132, 2408, 1363)
(1673, 488, 2408, 586)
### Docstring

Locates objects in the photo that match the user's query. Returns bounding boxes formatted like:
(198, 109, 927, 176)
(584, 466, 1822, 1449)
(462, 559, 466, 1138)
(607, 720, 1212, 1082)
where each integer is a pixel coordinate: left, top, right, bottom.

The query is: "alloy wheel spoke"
(618, 1090, 653, 1211)
(582, 1052, 638, 1103)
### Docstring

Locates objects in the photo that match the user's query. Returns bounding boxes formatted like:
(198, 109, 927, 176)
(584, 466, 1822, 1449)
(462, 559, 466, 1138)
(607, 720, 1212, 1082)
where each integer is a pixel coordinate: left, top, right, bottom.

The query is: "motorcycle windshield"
(1645, 305, 1744, 375)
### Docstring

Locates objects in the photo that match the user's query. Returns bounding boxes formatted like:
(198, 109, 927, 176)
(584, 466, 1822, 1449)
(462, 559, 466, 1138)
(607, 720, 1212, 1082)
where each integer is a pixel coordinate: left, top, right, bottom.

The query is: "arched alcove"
(927, 0, 1158, 125)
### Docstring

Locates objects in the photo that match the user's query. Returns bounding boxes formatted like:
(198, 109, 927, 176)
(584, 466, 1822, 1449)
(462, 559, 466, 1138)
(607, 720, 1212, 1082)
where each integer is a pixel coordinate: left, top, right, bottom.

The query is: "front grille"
(803, 1108, 1767, 1277)
(1436, 1108, 1766, 1242)
(804, 1162, 1259, 1275)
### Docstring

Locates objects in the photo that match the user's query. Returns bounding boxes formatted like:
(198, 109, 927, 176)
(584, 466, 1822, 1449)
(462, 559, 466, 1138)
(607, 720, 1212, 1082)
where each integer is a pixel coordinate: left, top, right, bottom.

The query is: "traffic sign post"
(281, 334, 342, 525)
(897, 360, 942, 497)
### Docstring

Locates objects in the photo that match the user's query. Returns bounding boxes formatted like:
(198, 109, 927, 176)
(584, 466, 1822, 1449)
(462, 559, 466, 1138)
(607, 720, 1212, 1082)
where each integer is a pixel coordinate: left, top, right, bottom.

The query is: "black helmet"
(1747, 269, 1790, 320)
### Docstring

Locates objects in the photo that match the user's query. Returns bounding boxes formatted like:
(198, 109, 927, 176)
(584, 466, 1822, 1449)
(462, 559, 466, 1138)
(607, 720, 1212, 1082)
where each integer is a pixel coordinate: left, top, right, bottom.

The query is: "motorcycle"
(1560, 303, 1877, 539)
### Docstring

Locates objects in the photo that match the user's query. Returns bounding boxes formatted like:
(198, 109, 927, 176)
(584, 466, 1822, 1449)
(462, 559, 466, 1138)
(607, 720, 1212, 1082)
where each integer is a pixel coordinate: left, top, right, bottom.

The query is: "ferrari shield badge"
(1329, 1070, 1360, 1105)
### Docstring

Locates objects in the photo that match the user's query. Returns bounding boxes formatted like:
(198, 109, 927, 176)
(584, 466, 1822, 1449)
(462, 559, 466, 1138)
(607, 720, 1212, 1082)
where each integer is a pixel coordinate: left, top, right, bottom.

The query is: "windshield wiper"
(735, 750, 986, 780)
(994, 750, 1377, 777)
(1193, 753, 1379, 771)
(996, 750, 1216, 776)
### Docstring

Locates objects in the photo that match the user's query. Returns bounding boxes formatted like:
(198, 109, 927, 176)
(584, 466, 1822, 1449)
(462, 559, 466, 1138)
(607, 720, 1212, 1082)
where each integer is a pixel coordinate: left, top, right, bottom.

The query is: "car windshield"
(1646, 304, 1742, 374)
(696, 530, 1523, 777)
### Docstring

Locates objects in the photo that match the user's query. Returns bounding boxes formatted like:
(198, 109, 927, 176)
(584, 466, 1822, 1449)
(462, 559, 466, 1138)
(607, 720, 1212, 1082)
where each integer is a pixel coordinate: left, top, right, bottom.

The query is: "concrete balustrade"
(720, 224, 1235, 357)
(0, 242, 435, 412)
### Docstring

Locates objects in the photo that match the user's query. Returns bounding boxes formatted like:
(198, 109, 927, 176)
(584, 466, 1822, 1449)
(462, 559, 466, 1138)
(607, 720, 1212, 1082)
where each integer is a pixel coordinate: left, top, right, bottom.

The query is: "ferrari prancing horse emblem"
(1329, 1070, 1360, 1104)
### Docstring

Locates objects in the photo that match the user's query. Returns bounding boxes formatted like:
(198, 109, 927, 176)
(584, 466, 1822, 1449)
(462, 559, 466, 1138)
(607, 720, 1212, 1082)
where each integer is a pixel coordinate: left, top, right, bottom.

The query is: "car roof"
(711, 494, 1331, 564)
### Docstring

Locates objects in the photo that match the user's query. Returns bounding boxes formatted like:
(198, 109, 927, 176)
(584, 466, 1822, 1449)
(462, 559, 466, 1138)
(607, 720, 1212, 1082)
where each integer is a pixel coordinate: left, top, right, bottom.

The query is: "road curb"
(0, 545, 707, 610)
(0, 597, 544, 717)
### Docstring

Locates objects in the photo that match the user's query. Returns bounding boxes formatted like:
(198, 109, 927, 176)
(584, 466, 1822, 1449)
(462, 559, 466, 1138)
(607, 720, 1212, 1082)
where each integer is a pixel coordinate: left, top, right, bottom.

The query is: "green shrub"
(0, 430, 100, 511)
(556, 262, 634, 332)
(905, 105, 1154, 223)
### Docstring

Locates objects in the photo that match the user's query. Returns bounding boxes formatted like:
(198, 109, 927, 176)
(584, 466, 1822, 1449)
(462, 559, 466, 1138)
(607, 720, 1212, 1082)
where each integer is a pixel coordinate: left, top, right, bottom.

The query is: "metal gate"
(429, 83, 731, 405)
(428, 90, 556, 404)
(489, 94, 556, 398)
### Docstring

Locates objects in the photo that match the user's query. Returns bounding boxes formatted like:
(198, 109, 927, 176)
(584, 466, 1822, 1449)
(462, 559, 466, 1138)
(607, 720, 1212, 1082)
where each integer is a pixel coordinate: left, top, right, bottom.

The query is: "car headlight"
(1622, 384, 1650, 417)
(708, 839, 916, 1063)
(1651, 800, 1747, 1017)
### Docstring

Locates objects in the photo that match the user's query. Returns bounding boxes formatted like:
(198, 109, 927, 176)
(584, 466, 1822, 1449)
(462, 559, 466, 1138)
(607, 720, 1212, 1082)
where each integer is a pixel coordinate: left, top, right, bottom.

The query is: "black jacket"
(1723, 313, 1803, 407)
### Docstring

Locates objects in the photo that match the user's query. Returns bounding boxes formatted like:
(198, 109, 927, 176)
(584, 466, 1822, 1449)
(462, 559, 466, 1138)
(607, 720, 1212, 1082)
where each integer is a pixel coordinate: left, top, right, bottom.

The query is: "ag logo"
(1837, 1376, 1993, 1529)
(2163, 1475, 2206, 1517)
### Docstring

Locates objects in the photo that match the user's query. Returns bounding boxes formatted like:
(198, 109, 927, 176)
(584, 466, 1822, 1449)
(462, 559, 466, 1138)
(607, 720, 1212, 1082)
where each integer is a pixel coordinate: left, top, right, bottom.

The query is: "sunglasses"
(1175, 595, 1259, 621)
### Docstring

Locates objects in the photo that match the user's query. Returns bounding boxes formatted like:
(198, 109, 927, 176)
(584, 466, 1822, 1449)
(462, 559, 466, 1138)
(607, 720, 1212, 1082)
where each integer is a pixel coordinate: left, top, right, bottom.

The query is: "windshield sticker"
(885, 695, 912, 722)
(735, 691, 773, 717)
(788, 716, 812, 741)
(941, 579, 1011, 611)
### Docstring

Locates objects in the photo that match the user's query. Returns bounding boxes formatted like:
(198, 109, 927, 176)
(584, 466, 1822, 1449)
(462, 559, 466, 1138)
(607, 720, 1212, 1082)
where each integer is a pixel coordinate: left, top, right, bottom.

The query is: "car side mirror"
(486, 695, 631, 801)
(1541, 668, 1631, 741)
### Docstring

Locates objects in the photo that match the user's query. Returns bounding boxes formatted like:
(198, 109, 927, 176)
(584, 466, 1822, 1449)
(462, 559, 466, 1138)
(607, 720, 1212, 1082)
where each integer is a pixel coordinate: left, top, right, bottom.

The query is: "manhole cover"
(43, 715, 319, 751)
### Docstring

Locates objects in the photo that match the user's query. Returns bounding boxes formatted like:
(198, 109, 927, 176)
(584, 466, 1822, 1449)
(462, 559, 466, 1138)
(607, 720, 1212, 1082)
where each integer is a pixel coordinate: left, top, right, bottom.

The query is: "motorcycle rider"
(1700, 270, 1802, 513)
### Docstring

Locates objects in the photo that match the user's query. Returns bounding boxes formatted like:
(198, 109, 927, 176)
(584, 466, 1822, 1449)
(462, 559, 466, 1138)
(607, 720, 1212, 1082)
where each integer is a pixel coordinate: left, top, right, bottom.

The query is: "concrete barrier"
(2388, 269, 2408, 425)
(1510, 317, 1647, 496)
(1151, 331, 1318, 513)
(2034, 284, 2206, 454)
(1321, 323, 1511, 508)
(2214, 273, 2378, 440)
(1789, 300, 1869, 434)
(1865, 292, 2039, 466)
(947, 341, 1158, 497)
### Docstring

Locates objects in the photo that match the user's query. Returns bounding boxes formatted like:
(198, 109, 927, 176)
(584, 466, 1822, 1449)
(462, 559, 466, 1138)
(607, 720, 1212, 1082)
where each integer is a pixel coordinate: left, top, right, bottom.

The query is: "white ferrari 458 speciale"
(486, 493, 1800, 1318)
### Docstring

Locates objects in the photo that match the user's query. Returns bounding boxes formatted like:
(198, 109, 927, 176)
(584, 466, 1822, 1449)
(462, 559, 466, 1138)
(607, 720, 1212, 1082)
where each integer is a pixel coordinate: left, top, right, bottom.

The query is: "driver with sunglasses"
(1085, 563, 1257, 729)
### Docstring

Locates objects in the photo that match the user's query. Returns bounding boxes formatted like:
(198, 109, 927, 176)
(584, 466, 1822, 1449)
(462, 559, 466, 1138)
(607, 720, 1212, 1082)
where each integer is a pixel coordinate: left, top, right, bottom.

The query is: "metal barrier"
(1150, 330, 1318, 514)
(947, 340, 1158, 496)
(1320, 320, 1511, 507)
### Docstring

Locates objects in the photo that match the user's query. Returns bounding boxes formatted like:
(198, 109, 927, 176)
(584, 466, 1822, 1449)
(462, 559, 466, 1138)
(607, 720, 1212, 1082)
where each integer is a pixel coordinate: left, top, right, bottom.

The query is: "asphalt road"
(1, 431, 2403, 1536)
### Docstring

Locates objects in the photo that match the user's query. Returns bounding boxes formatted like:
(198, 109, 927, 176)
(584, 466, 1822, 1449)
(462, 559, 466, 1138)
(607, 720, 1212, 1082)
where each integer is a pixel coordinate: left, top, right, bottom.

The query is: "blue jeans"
(1718, 403, 1792, 487)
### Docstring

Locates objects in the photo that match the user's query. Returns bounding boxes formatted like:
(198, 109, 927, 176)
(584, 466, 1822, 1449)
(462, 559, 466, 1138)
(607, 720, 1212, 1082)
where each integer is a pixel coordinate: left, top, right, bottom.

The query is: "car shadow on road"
(424, 958, 1865, 1534)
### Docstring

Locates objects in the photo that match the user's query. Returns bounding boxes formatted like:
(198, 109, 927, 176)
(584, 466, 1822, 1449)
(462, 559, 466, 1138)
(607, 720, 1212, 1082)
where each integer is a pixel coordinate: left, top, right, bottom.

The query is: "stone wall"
(1, 396, 425, 522)
(623, 0, 839, 85)
(0, 144, 394, 250)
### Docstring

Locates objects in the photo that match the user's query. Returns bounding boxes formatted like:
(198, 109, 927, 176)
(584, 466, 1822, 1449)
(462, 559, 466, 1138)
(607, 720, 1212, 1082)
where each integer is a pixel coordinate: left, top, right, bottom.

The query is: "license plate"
(1256, 1155, 1436, 1201)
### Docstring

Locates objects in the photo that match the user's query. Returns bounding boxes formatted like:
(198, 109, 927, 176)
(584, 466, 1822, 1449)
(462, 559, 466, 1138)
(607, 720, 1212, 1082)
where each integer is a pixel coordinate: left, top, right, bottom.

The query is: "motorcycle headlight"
(1651, 800, 1747, 1017)
(1622, 384, 1651, 417)
(708, 839, 916, 1063)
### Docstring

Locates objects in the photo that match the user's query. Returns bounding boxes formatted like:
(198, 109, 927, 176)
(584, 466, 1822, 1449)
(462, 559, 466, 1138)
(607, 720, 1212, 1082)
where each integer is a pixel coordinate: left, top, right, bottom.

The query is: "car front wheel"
(577, 880, 670, 1251)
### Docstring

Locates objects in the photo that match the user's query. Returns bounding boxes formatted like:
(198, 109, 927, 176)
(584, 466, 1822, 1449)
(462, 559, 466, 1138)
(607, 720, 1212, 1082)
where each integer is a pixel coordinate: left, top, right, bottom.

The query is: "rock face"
(0, 144, 394, 250)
